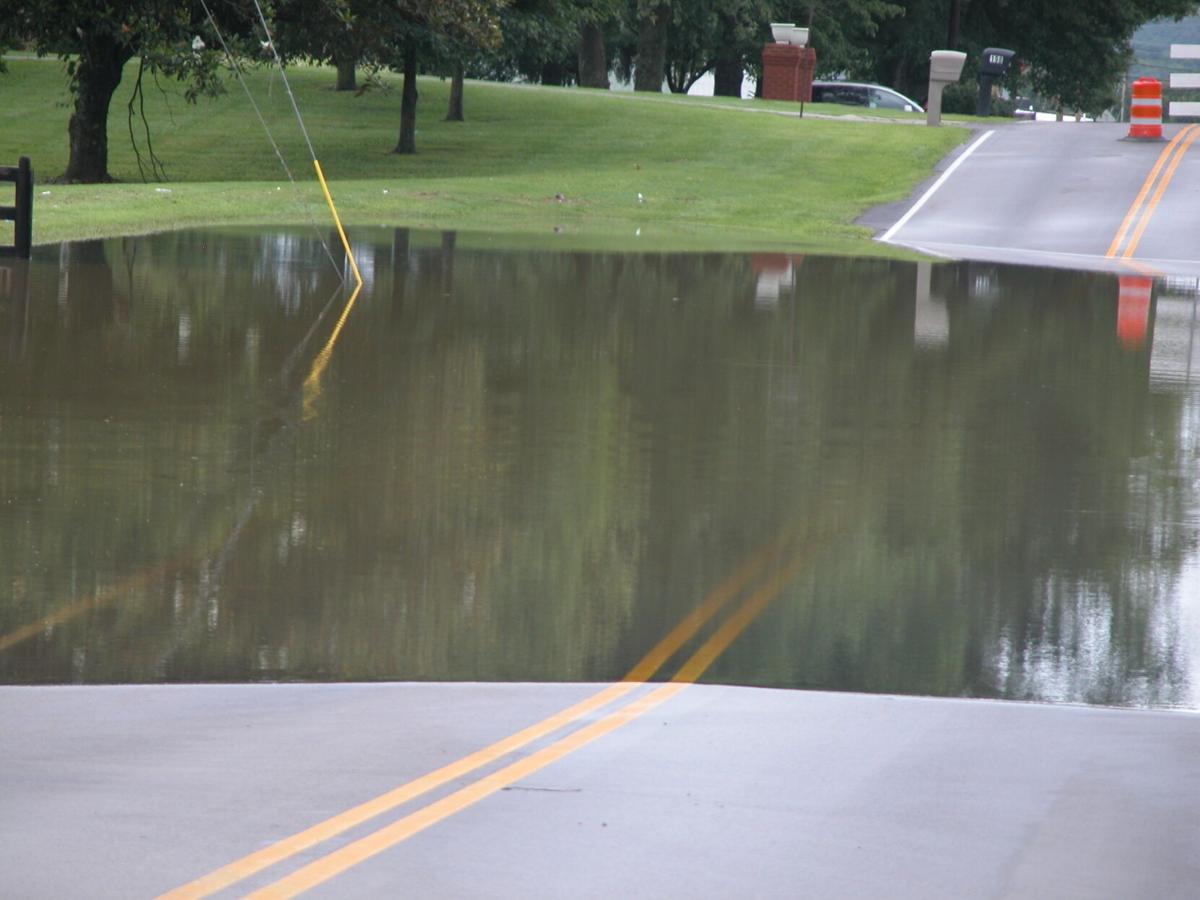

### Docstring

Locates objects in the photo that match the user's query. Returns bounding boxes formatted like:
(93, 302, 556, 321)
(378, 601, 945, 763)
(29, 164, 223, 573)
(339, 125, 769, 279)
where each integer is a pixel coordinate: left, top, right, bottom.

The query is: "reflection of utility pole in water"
(913, 261, 949, 348)
(1, 259, 31, 358)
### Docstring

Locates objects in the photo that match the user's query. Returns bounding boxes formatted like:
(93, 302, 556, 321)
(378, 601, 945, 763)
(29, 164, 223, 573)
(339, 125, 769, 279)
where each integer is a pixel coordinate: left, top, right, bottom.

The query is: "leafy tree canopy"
(0, 0, 239, 181)
(860, 0, 1200, 112)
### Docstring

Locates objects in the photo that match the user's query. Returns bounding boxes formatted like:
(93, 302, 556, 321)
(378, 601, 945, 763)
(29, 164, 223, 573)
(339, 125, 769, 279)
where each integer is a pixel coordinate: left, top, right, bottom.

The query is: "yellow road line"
(622, 529, 795, 682)
(244, 544, 818, 899)
(1106, 124, 1197, 259)
(1121, 125, 1200, 259)
(0, 562, 175, 653)
(1121, 258, 1164, 277)
(159, 684, 642, 900)
(670, 549, 812, 685)
(247, 683, 693, 900)
(156, 531, 799, 899)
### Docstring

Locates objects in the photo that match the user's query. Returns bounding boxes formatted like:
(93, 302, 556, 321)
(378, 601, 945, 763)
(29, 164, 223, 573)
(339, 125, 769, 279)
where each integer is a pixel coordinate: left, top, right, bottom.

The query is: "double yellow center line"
(1107, 123, 1200, 262)
(159, 528, 823, 898)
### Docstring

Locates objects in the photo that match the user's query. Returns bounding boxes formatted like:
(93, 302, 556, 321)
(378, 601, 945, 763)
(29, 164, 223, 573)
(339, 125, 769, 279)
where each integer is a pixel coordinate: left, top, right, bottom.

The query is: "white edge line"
(879, 129, 995, 243)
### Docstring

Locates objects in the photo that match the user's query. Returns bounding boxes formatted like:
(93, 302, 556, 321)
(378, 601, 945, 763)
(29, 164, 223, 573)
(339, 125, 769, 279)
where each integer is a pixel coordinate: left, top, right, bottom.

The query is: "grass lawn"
(0, 56, 975, 252)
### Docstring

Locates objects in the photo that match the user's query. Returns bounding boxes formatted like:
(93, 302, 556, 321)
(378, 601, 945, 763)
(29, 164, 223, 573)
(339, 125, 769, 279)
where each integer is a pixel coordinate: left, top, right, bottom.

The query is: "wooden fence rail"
(0, 157, 33, 260)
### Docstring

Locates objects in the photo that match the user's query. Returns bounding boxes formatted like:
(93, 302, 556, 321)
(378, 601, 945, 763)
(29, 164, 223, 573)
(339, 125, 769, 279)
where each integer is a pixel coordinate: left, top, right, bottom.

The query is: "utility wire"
(198, 0, 340, 274)
(249, 0, 319, 162)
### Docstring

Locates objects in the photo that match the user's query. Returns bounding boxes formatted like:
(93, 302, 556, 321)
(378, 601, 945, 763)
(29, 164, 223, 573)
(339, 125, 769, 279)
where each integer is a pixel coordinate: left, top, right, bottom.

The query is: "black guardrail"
(0, 157, 33, 259)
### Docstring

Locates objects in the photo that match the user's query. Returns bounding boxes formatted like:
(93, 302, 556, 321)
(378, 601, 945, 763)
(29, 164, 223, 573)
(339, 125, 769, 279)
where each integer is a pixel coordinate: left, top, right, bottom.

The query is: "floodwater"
(2, 229, 1199, 709)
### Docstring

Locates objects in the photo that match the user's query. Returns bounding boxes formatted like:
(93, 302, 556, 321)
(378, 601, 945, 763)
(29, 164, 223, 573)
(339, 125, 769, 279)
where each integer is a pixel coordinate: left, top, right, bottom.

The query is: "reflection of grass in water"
(0, 59, 968, 252)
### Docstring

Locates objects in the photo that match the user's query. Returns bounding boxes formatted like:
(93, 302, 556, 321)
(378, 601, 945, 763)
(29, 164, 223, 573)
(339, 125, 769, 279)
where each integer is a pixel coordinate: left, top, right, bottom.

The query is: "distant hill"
(1131, 14, 1200, 79)
(1127, 14, 1200, 118)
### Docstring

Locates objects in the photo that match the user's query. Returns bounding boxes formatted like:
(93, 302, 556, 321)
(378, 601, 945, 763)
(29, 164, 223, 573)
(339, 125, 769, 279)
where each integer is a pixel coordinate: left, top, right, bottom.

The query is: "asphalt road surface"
(4, 683, 1200, 899)
(868, 121, 1200, 275)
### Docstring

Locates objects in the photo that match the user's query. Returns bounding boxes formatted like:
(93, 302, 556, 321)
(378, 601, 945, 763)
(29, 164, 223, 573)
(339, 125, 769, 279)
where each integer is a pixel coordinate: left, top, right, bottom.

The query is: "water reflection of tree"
(2, 234, 1197, 708)
(716, 261, 1195, 708)
(0, 232, 345, 682)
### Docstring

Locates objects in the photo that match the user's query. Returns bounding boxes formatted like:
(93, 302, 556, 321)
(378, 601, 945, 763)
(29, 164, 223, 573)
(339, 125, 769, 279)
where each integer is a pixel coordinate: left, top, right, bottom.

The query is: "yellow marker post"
(301, 160, 365, 418)
(313, 159, 363, 289)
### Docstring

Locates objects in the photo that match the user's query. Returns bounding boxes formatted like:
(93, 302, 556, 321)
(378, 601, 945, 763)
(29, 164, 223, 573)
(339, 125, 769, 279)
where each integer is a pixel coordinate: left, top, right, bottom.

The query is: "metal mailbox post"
(978, 48, 1015, 116)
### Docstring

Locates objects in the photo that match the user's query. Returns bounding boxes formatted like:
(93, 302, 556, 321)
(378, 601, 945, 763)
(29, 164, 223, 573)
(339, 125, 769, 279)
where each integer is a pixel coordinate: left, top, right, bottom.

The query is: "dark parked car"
(811, 81, 924, 113)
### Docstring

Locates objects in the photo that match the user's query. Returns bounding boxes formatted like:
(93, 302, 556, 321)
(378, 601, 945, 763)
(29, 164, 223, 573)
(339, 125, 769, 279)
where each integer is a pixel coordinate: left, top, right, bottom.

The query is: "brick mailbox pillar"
(762, 43, 816, 103)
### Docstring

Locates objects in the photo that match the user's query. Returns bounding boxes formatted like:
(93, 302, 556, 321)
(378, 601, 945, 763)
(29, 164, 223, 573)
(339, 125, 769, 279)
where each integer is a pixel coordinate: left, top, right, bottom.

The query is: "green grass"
(0, 56, 975, 252)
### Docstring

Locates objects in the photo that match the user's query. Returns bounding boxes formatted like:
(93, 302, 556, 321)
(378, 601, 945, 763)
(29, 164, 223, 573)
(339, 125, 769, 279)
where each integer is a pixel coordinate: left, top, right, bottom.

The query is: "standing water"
(1, 229, 1198, 708)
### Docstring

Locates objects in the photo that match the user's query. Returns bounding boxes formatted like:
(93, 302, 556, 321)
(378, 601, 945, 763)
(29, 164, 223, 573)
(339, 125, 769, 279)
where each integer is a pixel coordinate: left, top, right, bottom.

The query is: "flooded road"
(2, 229, 1199, 708)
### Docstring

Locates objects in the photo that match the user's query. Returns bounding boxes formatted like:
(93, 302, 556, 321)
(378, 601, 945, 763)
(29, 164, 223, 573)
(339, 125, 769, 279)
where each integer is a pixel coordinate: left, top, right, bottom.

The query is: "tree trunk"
(713, 58, 743, 97)
(64, 40, 132, 183)
(634, 3, 670, 92)
(446, 64, 464, 121)
(578, 22, 609, 89)
(62, 240, 115, 325)
(335, 53, 357, 92)
(947, 0, 963, 50)
(395, 44, 418, 155)
(541, 60, 565, 86)
(713, 12, 743, 98)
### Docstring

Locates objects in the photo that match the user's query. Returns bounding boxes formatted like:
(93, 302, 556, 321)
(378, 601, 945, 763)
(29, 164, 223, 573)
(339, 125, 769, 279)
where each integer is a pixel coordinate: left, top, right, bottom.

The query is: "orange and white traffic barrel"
(1128, 78, 1164, 140)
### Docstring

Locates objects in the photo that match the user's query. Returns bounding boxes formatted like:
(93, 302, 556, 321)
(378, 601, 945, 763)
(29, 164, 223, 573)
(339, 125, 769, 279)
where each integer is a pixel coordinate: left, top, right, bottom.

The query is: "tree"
(578, 0, 624, 88)
(633, 1, 671, 91)
(756, 0, 903, 86)
(661, 0, 773, 95)
(662, 0, 716, 92)
(649, 0, 898, 98)
(995, 0, 1200, 113)
(854, 0, 1199, 111)
(579, 21, 610, 87)
(273, 0, 504, 152)
(272, 0, 368, 91)
(3, 0, 229, 182)
(389, 2, 505, 152)
(478, 0, 606, 87)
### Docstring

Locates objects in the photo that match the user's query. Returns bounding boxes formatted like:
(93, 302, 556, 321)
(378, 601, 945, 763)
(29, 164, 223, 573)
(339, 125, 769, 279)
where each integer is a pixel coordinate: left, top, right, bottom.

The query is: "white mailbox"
(927, 49, 967, 127)
(769, 23, 809, 46)
(930, 50, 967, 83)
